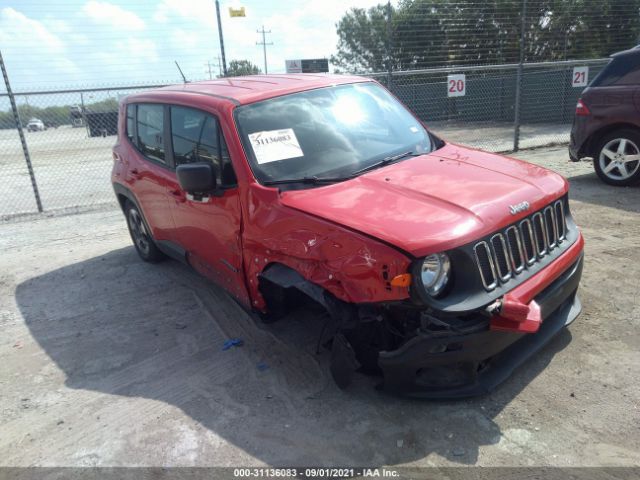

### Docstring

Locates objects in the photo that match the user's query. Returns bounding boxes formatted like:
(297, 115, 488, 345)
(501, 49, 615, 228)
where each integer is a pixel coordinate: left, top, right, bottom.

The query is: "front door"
(166, 105, 249, 304)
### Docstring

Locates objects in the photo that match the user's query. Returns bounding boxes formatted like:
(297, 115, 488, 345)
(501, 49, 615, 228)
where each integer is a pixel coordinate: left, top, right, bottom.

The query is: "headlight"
(420, 252, 451, 297)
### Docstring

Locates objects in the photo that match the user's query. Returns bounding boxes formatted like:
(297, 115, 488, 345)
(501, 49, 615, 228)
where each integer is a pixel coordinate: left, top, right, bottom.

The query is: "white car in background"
(26, 118, 45, 132)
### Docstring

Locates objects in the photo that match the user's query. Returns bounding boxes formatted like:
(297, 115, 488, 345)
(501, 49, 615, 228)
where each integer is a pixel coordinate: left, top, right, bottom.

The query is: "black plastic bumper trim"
(378, 254, 583, 398)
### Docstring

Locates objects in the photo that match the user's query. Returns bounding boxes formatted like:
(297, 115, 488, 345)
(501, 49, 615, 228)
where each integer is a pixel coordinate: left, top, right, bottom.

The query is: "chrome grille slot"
(544, 206, 557, 249)
(473, 241, 497, 290)
(473, 199, 570, 291)
(490, 234, 512, 282)
(519, 219, 536, 265)
(554, 200, 566, 241)
(532, 212, 548, 256)
(505, 226, 525, 273)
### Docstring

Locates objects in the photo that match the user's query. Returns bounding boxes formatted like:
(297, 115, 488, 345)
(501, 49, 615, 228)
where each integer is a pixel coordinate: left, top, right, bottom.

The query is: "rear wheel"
(594, 129, 640, 186)
(124, 201, 165, 262)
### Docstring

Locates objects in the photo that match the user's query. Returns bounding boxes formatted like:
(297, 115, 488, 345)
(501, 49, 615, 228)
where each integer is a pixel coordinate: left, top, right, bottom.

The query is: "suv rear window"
(137, 104, 165, 163)
(591, 54, 640, 87)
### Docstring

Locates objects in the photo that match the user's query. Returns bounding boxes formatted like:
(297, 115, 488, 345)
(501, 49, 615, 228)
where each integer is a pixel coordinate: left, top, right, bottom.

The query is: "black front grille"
(473, 242, 497, 290)
(473, 200, 568, 291)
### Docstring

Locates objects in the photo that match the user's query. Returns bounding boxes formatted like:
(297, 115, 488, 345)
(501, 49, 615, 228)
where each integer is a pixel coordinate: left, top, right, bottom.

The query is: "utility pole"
(256, 25, 273, 74)
(215, 0, 227, 76)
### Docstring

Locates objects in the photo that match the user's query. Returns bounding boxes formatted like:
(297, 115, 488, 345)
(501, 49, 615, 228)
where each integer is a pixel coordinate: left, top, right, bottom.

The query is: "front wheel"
(593, 129, 640, 186)
(124, 201, 165, 262)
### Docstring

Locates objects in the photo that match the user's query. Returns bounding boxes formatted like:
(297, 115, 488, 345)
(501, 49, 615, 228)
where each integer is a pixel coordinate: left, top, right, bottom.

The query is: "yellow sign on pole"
(229, 7, 246, 17)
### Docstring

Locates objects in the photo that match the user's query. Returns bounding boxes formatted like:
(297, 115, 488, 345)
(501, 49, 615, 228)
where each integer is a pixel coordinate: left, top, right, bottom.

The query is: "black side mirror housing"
(176, 162, 216, 194)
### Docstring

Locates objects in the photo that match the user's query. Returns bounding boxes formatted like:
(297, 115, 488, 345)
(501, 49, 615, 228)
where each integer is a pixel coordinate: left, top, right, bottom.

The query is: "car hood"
(279, 143, 568, 257)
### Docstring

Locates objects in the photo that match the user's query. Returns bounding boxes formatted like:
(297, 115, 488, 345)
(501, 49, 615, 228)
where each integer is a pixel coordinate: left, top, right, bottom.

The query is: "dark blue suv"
(570, 47, 640, 186)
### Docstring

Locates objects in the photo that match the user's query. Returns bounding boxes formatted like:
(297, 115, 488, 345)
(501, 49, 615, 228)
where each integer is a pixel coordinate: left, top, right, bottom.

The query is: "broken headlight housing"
(418, 252, 451, 297)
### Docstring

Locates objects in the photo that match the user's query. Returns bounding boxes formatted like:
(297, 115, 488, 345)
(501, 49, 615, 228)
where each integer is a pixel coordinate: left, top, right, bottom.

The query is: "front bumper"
(378, 252, 584, 398)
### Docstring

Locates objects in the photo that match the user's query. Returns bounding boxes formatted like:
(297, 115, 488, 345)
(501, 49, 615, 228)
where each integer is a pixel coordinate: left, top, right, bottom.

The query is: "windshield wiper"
(262, 175, 352, 186)
(350, 150, 422, 177)
(262, 151, 423, 186)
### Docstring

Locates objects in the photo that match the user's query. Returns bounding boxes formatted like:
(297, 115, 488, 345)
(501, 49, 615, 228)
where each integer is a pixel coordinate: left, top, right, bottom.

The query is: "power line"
(256, 25, 273, 74)
(205, 57, 222, 79)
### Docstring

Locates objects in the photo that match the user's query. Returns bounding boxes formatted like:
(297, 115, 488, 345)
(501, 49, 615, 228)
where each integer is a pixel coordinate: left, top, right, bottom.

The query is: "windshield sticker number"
(249, 128, 303, 164)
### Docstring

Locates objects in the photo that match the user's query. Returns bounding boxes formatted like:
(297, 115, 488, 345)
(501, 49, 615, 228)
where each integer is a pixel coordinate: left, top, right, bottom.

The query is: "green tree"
(331, 5, 389, 73)
(331, 0, 640, 73)
(225, 59, 262, 77)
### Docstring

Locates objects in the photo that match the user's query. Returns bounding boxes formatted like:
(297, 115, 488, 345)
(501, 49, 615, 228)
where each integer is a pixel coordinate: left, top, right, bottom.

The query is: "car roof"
(138, 74, 371, 106)
(611, 47, 640, 58)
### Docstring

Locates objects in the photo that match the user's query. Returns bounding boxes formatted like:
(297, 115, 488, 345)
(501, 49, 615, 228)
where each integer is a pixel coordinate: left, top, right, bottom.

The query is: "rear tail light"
(575, 99, 590, 116)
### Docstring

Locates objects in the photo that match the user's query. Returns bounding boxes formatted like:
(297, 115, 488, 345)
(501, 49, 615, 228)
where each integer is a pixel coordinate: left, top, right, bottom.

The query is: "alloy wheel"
(598, 138, 640, 181)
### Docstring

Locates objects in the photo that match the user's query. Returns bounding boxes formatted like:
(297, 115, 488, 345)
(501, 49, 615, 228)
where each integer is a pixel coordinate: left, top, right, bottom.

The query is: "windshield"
(234, 82, 435, 184)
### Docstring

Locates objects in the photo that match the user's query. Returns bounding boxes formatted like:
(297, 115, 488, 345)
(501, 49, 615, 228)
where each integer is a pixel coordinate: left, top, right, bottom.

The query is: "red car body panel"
(157, 74, 369, 105)
(241, 184, 412, 309)
(281, 143, 568, 257)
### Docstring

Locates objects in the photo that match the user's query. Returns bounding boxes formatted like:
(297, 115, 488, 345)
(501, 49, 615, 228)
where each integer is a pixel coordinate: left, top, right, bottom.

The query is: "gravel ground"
(0, 145, 638, 468)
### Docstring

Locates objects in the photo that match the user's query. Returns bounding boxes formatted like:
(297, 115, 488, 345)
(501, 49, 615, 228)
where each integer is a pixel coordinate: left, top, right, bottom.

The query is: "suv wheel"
(124, 201, 165, 262)
(594, 129, 640, 186)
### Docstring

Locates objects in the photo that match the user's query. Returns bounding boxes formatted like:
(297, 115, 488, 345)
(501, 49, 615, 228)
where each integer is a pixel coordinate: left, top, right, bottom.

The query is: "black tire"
(593, 128, 640, 186)
(123, 200, 165, 262)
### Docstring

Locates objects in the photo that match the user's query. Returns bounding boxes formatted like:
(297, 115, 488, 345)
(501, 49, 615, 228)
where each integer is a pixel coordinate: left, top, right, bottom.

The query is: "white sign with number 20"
(447, 74, 466, 97)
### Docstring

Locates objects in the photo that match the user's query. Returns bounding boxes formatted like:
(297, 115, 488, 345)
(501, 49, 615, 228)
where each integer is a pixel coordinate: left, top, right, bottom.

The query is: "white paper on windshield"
(248, 128, 303, 164)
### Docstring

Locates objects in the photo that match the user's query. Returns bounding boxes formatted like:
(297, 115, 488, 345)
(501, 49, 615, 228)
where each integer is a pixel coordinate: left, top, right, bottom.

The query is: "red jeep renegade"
(112, 75, 584, 397)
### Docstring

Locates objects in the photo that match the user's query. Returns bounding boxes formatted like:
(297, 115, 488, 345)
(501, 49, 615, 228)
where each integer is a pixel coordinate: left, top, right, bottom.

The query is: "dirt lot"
(0, 145, 639, 468)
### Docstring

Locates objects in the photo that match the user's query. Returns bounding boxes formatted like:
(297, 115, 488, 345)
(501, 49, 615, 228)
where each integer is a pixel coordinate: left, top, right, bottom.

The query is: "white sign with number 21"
(572, 66, 589, 87)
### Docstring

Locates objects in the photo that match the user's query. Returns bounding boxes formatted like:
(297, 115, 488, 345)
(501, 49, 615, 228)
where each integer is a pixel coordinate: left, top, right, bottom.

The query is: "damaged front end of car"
(260, 196, 584, 398)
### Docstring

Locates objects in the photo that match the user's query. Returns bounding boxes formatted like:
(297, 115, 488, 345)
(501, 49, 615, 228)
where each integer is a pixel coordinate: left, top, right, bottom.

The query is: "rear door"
(126, 103, 177, 241)
(166, 105, 249, 303)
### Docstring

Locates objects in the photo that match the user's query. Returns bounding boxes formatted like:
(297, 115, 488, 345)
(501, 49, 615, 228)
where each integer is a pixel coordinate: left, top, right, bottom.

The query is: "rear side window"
(591, 55, 640, 87)
(126, 104, 135, 143)
(137, 104, 165, 163)
(170, 106, 237, 186)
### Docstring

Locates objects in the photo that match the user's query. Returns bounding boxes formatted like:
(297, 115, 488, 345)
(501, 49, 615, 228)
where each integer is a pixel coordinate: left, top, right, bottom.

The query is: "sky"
(0, 0, 384, 92)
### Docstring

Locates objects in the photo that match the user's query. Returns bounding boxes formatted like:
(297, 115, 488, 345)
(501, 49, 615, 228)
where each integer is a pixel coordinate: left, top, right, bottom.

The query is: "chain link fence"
(1, 0, 638, 220)
(0, 85, 167, 220)
(0, 59, 611, 220)
(374, 58, 608, 152)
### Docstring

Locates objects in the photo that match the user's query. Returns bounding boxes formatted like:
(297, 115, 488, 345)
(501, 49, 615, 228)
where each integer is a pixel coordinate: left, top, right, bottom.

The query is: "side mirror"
(176, 162, 216, 194)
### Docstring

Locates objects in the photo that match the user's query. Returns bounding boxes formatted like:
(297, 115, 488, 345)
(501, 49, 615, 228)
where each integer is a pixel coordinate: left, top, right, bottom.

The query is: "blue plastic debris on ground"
(222, 338, 244, 351)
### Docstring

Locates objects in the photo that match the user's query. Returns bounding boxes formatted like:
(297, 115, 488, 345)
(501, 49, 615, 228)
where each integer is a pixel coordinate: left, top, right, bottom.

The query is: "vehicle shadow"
(15, 247, 572, 466)
(567, 171, 640, 214)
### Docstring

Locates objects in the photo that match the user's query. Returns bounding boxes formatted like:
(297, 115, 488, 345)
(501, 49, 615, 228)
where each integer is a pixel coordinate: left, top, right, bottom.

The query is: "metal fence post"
(386, 1, 393, 90)
(0, 49, 43, 213)
(513, 0, 527, 152)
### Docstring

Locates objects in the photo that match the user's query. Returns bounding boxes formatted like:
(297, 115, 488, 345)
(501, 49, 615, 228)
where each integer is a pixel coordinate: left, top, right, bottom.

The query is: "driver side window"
(170, 106, 237, 186)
